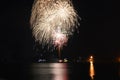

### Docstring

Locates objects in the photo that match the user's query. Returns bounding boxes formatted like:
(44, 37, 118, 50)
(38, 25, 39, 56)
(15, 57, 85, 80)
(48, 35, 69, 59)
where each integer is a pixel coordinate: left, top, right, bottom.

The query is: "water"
(0, 62, 120, 80)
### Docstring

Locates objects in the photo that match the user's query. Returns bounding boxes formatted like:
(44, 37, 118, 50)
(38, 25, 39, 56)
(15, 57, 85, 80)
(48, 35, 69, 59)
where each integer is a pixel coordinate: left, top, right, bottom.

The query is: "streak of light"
(89, 56, 95, 80)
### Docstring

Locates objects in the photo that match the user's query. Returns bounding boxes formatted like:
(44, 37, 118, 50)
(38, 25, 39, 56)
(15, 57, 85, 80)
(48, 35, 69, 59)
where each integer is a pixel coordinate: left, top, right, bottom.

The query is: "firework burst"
(30, 0, 79, 49)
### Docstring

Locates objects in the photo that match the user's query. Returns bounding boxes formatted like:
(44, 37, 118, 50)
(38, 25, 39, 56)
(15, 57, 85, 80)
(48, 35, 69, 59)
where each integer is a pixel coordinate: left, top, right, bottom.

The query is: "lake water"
(0, 62, 120, 80)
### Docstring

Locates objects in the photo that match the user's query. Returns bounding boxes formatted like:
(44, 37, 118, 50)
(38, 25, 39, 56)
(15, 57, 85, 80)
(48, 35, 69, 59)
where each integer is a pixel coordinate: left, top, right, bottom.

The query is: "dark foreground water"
(0, 62, 120, 80)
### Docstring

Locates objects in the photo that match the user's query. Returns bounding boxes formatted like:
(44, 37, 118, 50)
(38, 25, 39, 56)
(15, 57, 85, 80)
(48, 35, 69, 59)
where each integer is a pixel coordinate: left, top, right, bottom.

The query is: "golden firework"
(30, 0, 79, 48)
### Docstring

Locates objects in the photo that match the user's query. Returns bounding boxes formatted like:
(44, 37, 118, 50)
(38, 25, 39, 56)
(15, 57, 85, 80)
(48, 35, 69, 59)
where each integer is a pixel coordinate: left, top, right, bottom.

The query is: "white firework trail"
(30, 0, 80, 49)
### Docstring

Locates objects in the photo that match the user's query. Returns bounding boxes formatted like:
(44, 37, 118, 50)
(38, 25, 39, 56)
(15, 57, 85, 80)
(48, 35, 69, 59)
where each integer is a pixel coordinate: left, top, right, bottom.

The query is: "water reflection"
(30, 59, 120, 80)
(89, 56, 95, 80)
(31, 63, 68, 80)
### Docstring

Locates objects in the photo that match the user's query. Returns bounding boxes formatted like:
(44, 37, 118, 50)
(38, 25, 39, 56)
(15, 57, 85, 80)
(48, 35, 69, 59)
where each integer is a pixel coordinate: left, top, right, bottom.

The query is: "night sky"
(0, 0, 117, 63)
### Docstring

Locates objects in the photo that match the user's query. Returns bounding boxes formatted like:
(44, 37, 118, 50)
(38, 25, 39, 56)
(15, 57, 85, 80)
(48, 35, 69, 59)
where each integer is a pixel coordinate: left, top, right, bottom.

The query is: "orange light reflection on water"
(89, 56, 95, 80)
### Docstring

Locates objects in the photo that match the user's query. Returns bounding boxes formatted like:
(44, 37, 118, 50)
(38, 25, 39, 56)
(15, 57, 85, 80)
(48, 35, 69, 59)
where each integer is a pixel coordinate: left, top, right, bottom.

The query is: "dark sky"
(0, 0, 117, 63)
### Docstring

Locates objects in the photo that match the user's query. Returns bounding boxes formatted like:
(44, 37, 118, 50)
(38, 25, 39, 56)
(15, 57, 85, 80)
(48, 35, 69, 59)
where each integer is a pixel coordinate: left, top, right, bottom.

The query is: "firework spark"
(30, 0, 79, 48)
(52, 27, 68, 49)
(52, 27, 68, 58)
